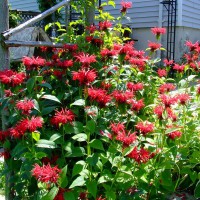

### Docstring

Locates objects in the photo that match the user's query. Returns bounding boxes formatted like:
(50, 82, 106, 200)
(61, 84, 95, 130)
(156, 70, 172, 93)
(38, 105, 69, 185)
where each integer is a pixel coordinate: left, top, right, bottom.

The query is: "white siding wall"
(103, 0, 160, 28)
(8, 0, 39, 11)
(182, 0, 200, 29)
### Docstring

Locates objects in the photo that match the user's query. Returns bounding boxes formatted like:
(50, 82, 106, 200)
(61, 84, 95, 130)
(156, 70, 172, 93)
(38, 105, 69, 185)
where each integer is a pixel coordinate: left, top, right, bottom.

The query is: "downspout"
(158, 0, 163, 60)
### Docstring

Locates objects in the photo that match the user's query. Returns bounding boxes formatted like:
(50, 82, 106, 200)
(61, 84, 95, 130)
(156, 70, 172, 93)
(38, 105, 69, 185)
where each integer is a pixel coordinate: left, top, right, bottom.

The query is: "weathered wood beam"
(85, 0, 95, 26)
(3, 0, 71, 39)
(0, 0, 9, 70)
(4, 40, 67, 48)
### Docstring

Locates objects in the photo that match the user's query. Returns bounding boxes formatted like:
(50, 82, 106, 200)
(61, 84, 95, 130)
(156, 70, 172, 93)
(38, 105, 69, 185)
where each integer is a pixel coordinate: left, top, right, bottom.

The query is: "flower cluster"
(32, 163, 61, 183)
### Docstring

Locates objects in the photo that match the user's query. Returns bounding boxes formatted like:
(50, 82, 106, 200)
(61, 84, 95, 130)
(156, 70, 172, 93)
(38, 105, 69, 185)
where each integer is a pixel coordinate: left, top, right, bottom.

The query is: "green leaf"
(70, 99, 85, 107)
(86, 120, 96, 134)
(36, 139, 56, 149)
(36, 152, 47, 159)
(58, 165, 68, 188)
(165, 127, 180, 134)
(72, 161, 86, 177)
(39, 83, 52, 90)
(41, 187, 59, 200)
(86, 154, 98, 166)
(66, 147, 85, 157)
(89, 139, 104, 151)
(50, 133, 62, 142)
(72, 133, 87, 142)
(86, 180, 97, 198)
(32, 132, 40, 142)
(161, 170, 172, 186)
(195, 180, 200, 198)
(41, 94, 61, 103)
(26, 77, 35, 93)
(64, 191, 75, 200)
(69, 176, 85, 189)
(106, 190, 116, 200)
(41, 106, 57, 115)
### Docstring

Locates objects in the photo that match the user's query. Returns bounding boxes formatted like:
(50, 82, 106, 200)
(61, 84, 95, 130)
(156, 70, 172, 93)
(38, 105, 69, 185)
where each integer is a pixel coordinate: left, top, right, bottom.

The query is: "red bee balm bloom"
(32, 163, 61, 183)
(75, 53, 96, 67)
(0, 70, 26, 86)
(20, 116, 43, 132)
(148, 42, 161, 51)
(168, 131, 182, 140)
(120, 1, 132, 13)
(160, 94, 178, 107)
(22, 56, 46, 70)
(127, 82, 144, 92)
(72, 69, 97, 85)
(176, 93, 190, 105)
(129, 99, 145, 112)
(112, 90, 134, 104)
(151, 27, 166, 36)
(158, 83, 176, 94)
(173, 64, 185, 73)
(157, 69, 167, 77)
(87, 88, 111, 107)
(127, 147, 151, 164)
(135, 121, 154, 135)
(16, 99, 35, 115)
(99, 20, 112, 31)
(51, 108, 75, 127)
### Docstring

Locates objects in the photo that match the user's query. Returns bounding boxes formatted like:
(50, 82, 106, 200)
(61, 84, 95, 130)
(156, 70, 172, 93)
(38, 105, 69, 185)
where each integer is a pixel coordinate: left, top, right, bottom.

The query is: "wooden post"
(85, 0, 95, 26)
(0, 0, 9, 70)
(0, 1, 13, 200)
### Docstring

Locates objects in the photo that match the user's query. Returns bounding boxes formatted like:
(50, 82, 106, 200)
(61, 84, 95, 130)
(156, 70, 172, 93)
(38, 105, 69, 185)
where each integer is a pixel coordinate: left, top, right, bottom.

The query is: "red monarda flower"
(0, 150, 10, 160)
(129, 58, 146, 71)
(135, 121, 154, 135)
(120, 1, 132, 13)
(127, 82, 144, 92)
(63, 44, 78, 52)
(58, 59, 73, 69)
(116, 131, 137, 146)
(110, 122, 126, 135)
(100, 48, 117, 59)
(148, 41, 161, 51)
(21, 116, 43, 132)
(96, 196, 106, 200)
(185, 40, 198, 52)
(151, 27, 166, 36)
(0, 70, 26, 86)
(32, 163, 61, 183)
(0, 130, 10, 142)
(75, 53, 96, 67)
(87, 88, 111, 107)
(99, 20, 112, 31)
(157, 69, 167, 77)
(72, 69, 97, 85)
(129, 99, 145, 112)
(154, 105, 177, 121)
(51, 108, 75, 127)
(176, 93, 190, 105)
(158, 83, 176, 94)
(163, 59, 174, 66)
(127, 147, 151, 164)
(86, 24, 97, 33)
(160, 94, 177, 107)
(168, 131, 182, 140)
(112, 90, 134, 104)
(173, 64, 185, 73)
(22, 56, 46, 70)
(16, 99, 35, 115)
(4, 89, 13, 97)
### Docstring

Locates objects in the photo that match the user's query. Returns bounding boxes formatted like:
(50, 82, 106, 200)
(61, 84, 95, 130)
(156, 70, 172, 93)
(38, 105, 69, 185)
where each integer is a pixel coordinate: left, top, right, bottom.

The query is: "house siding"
(103, 0, 160, 28)
(182, 0, 200, 29)
(9, 0, 39, 12)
